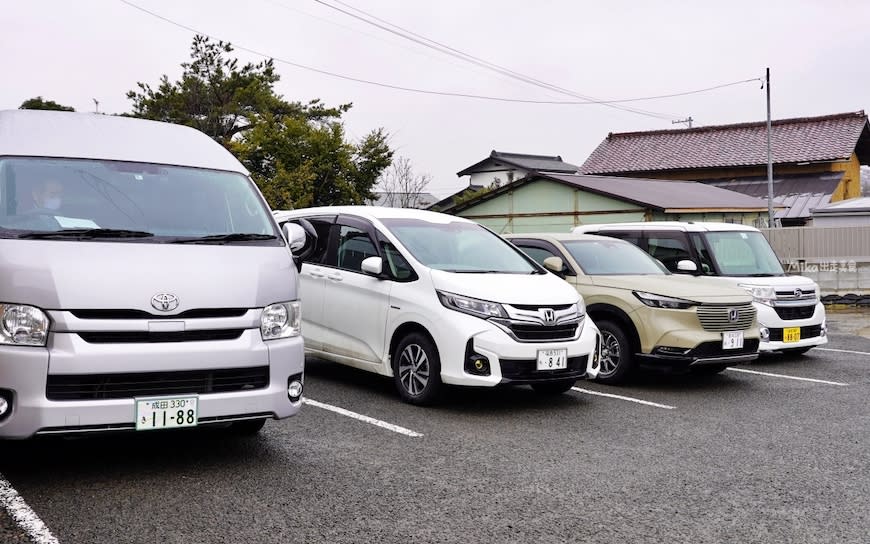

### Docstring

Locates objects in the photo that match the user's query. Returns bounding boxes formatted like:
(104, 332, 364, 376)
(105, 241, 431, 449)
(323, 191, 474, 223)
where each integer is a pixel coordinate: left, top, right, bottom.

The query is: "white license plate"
(135, 396, 198, 431)
(537, 348, 568, 370)
(722, 331, 744, 350)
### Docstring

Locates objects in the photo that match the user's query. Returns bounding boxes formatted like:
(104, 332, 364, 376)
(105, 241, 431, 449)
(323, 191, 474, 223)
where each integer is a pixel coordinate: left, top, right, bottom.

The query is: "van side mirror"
(361, 256, 383, 277)
(543, 256, 566, 277)
(676, 259, 698, 273)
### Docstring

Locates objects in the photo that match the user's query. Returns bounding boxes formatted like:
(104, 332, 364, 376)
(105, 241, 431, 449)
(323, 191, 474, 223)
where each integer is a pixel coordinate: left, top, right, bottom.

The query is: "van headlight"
(738, 285, 776, 306)
(261, 301, 301, 340)
(633, 291, 696, 309)
(437, 291, 508, 319)
(1, 304, 49, 346)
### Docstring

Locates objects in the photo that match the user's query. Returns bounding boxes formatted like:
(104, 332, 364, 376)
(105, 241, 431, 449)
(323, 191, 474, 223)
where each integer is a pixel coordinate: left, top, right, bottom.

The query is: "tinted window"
(516, 245, 558, 266)
(293, 217, 332, 264)
(647, 234, 692, 272)
(336, 225, 378, 273)
(380, 238, 415, 281)
(562, 239, 667, 275)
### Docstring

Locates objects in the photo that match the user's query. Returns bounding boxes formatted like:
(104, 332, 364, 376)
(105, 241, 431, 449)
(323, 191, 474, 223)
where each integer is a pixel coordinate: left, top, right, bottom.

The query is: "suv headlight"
(738, 284, 776, 306)
(633, 291, 696, 310)
(261, 301, 301, 340)
(1, 304, 49, 346)
(437, 291, 508, 319)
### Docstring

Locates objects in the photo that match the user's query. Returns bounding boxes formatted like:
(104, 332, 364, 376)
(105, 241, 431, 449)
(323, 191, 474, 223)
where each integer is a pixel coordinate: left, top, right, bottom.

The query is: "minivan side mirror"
(543, 256, 565, 277)
(279, 218, 318, 272)
(676, 259, 698, 273)
(282, 223, 307, 252)
(361, 256, 383, 277)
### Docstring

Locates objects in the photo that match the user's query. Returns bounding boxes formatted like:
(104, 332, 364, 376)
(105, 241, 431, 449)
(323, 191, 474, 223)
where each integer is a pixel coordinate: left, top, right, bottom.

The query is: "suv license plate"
(537, 349, 568, 370)
(136, 396, 198, 431)
(722, 331, 744, 350)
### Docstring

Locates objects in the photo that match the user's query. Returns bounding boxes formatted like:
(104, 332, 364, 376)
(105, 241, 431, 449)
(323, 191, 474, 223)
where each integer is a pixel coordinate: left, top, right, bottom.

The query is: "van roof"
(274, 205, 476, 224)
(0, 110, 248, 174)
(573, 221, 762, 234)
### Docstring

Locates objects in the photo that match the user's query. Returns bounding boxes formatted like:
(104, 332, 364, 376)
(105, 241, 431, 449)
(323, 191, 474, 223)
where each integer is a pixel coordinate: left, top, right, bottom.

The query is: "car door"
(320, 215, 392, 365)
(287, 215, 335, 351)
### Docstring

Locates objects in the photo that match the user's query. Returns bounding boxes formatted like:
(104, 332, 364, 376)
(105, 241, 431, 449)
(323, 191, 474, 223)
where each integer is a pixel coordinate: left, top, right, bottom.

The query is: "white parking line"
(571, 387, 676, 410)
(726, 367, 848, 386)
(303, 398, 423, 437)
(0, 474, 59, 544)
(816, 347, 870, 356)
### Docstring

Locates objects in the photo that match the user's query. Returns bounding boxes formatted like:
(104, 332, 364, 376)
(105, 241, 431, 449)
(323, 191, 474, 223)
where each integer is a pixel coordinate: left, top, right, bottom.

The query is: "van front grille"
(46, 366, 269, 400)
(69, 308, 249, 320)
(77, 329, 245, 344)
(773, 305, 816, 320)
(696, 304, 755, 331)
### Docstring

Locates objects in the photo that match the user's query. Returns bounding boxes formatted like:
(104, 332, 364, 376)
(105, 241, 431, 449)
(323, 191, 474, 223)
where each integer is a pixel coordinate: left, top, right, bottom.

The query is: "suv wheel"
(393, 332, 443, 405)
(595, 321, 635, 385)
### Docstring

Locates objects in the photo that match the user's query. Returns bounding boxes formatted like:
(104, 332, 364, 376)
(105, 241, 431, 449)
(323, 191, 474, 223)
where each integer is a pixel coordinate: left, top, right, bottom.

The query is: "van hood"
(429, 269, 580, 306)
(0, 240, 297, 311)
(720, 275, 818, 288)
(588, 275, 753, 304)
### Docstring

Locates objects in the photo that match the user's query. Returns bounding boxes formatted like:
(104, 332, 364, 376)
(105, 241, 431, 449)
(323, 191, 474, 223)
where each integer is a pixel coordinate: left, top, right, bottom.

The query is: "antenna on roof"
(92, 98, 100, 114)
(672, 116, 693, 128)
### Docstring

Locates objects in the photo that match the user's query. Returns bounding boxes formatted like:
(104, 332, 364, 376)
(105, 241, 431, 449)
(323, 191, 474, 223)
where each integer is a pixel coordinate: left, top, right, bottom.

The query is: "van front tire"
(393, 332, 442, 405)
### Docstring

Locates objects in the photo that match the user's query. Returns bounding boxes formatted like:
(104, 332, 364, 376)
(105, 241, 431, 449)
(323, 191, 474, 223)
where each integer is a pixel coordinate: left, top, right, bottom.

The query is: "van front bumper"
(757, 302, 828, 352)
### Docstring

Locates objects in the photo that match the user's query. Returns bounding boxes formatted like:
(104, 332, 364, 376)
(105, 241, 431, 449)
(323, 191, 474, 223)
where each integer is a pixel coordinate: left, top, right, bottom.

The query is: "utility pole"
(672, 116, 693, 128)
(765, 67, 774, 228)
(93, 98, 100, 114)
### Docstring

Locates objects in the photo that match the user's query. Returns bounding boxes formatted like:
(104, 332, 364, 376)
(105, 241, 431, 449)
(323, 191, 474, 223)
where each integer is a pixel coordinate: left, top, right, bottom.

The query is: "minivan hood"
(588, 275, 752, 304)
(722, 275, 817, 288)
(429, 269, 580, 305)
(0, 240, 296, 311)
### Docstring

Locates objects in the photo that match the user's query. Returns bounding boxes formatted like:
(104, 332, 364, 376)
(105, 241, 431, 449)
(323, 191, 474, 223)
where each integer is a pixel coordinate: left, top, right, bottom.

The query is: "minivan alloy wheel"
(398, 344, 430, 396)
(393, 332, 443, 405)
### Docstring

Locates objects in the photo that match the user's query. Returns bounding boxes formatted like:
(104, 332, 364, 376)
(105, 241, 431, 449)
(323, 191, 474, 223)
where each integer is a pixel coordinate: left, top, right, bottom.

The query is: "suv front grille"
(773, 305, 816, 320)
(77, 329, 245, 344)
(46, 366, 269, 400)
(696, 304, 755, 331)
(690, 339, 760, 358)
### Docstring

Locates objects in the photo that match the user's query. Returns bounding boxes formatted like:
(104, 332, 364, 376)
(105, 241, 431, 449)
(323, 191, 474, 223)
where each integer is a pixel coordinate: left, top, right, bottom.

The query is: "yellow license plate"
(783, 327, 801, 343)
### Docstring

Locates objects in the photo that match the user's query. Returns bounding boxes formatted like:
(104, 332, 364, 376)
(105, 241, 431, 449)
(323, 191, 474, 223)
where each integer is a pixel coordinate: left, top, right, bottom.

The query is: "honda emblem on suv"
(728, 308, 739, 323)
(541, 308, 556, 325)
(151, 293, 179, 312)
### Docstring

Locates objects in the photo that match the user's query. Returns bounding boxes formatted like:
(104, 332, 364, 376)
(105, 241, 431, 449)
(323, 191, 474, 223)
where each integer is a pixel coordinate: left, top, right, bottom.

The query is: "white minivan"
(573, 222, 827, 355)
(275, 207, 600, 404)
(0, 110, 309, 439)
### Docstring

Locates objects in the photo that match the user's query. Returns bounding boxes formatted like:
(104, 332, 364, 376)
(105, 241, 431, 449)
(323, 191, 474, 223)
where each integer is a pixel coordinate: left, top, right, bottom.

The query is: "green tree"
(19, 97, 74, 111)
(128, 35, 392, 207)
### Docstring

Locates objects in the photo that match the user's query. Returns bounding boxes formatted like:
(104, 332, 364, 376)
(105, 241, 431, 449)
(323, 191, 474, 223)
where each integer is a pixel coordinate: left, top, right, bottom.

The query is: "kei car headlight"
(1, 304, 49, 346)
(738, 284, 776, 306)
(633, 291, 696, 310)
(261, 301, 301, 340)
(437, 291, 508, 319)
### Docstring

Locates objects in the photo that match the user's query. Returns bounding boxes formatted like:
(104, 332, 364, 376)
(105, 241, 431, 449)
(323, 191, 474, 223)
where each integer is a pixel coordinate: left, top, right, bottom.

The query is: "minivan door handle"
(308, 268, 325, 278)
(326, 272, 343, 282)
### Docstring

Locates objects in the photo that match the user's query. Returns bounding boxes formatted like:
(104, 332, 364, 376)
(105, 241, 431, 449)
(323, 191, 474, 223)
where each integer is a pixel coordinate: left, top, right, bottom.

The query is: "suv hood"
(429, 269, 580, 306)
(588, 275, 752, 304)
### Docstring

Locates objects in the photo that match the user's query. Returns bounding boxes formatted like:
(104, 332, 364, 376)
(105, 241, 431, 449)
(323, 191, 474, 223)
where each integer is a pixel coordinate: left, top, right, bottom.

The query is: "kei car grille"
(500, 356, 586, 381)
(507, 323, 579, 342)
(773, 305, 816, 320)
(46, 366, 270, 400)
(768, 325, 823, 342)
(77, 329, 245, 343)
(774, 289, 817, 302)
(690, 339, 760, 358)
(696, 304, 755, 331)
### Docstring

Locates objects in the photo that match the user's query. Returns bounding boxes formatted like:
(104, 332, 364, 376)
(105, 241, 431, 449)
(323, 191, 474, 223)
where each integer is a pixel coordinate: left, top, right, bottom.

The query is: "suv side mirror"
(361, 256, 383, 277)
(543, 256, 566, 277)
(676, 259, 698, 273)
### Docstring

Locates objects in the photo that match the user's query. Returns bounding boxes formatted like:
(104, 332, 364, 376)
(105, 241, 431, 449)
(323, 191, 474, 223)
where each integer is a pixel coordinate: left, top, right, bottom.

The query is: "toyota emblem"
(151, 293, 179, 312)
(541, 308, 556, 325)
(728, 308, 739, 323)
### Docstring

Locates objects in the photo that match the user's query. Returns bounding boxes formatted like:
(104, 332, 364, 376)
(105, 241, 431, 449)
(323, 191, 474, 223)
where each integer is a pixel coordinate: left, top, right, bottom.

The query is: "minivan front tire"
(393, 332, 443, 405)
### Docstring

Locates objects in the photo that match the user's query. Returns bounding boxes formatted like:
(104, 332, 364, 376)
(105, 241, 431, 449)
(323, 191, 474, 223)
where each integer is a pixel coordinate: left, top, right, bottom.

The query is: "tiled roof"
(580, 111, 870, 175)
(457, 150, 580, 177)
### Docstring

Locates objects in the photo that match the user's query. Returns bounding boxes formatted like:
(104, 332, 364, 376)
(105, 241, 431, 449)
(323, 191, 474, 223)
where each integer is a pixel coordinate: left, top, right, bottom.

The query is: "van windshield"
(0, 157, 280, 244)
(380, 218, 540, 274)
(703, 231, 784, 276)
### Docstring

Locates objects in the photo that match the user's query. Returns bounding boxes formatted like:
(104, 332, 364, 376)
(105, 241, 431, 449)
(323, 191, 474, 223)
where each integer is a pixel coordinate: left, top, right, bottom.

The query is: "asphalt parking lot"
(2, 317, 869, 543)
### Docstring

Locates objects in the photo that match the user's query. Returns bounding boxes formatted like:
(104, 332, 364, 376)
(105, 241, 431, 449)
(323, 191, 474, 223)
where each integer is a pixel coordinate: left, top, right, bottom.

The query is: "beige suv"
(506, 233, 759, 384)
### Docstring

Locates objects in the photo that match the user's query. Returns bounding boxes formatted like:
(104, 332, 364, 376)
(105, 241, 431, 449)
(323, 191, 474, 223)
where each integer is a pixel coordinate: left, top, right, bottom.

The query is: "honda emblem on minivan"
(728, 308, 739, 322)
(541, 308, 556, 325)
(151, 293, 179, 312)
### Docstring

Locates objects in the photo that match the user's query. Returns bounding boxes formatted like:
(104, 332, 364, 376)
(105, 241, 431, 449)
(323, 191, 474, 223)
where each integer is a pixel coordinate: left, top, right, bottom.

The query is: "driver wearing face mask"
(32, 179, 64, 212)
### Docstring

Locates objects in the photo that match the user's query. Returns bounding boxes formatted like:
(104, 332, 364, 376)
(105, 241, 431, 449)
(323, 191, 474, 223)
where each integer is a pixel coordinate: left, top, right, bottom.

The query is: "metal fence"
(759, 225, 870, 261)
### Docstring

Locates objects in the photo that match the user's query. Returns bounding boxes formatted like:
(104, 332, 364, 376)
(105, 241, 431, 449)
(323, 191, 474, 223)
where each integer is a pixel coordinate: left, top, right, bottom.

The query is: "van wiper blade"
(18, 228, 154, 239)
(168, 233, 278, 244)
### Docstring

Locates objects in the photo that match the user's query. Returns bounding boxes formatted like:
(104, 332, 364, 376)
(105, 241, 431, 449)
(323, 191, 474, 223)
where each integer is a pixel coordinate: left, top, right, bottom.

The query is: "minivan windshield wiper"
(167, 233, 278, 244)
(17, 228, 155, 240)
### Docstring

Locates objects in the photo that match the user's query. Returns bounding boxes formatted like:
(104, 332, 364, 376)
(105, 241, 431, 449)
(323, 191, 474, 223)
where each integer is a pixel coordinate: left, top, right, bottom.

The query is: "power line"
(119, 1, 759, 110)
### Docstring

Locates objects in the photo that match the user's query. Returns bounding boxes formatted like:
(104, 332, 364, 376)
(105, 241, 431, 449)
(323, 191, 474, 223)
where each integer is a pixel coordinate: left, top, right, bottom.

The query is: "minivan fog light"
(1, 304, 48, 346)
(287, 379, 303, 402)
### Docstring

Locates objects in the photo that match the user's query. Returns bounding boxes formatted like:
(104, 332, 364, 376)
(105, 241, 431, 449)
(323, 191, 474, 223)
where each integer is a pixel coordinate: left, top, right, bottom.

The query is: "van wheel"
(393, 332, 442, 405)
(229, 419, 266, 435)
(783, 347, 812, 356)
(595, 321, 635, 385)
(531, 379, 576, 395)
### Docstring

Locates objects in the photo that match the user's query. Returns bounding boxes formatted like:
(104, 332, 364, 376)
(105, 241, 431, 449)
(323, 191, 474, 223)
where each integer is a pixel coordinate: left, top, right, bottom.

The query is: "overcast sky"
(3, 0, 869, 198)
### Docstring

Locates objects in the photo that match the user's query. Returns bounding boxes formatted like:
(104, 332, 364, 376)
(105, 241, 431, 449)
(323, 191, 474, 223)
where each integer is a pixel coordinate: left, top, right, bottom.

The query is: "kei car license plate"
(721, 331, 744, 350)
(537, 348, 568, 370)
(135, 396, 198, 431)
(783, 327, 801, 343)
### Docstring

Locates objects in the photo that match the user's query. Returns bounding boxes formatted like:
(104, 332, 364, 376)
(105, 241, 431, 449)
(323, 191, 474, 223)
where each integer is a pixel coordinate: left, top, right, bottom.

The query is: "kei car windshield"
(563, 238, 668, 275)
(380, 218, 539, 273)
(703, 231, 785, 276)
(0, 157, 280, 244)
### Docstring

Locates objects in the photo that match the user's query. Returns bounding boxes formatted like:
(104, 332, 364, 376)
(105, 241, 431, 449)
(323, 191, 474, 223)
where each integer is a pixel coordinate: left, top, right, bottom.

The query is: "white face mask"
(42, 197, 61, 210)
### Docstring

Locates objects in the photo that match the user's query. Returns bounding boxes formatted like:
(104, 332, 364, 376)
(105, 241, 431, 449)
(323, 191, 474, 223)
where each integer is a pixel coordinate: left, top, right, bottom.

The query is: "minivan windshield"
(563, 239, 668, 275)
(0, 157, 280, 244)
(380, 218, 540, 274)
(703, 231, 785, 276)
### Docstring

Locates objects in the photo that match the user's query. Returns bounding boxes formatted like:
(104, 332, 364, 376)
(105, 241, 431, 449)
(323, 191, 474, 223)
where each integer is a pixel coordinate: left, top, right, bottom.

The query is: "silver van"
(0, 110, 308, 439)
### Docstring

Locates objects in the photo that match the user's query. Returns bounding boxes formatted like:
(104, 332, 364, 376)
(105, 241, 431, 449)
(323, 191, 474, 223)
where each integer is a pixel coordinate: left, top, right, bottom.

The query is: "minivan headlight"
(437, 291, 508, 319)
(633, 291, 696, 310)
(1, 304, 49, 346)
(261, 301, 301, 340)
(738, 284, 776, 306)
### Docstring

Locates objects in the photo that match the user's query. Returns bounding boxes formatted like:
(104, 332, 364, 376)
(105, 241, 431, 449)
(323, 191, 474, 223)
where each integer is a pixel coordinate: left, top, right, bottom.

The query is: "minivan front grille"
(46, 366, 270, 400)
(696, 304, 756, 331)
(508, 323, 579, 342)
(500, 356, 587, 381)
(77, 329, 245, 344)
(69, 308, 250, 320)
